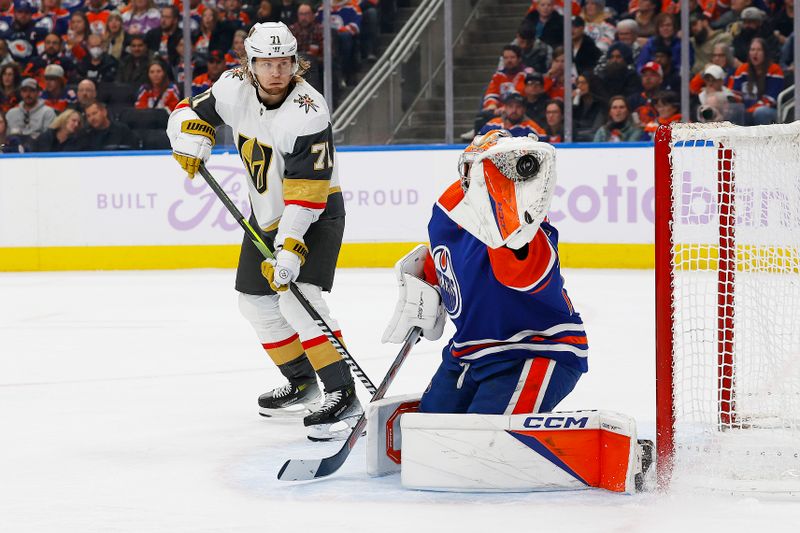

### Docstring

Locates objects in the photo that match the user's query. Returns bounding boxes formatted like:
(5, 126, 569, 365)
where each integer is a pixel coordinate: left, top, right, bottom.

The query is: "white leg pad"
(278, 282, 341, 340)
(237, 292, 296, 344)
(400, 410, 640, 493)
(366, 394, 422, 477)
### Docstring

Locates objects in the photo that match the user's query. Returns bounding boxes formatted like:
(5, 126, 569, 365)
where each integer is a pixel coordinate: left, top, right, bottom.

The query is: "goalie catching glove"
(261, 237, 309, 292)
(170, 118, 215, 179)
(382, 245, 446, 344)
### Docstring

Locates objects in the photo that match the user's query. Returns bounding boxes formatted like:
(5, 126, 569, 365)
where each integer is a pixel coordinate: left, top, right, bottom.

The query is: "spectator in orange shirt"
(85, 0, 112, 35)
(135, 59, 180, 111)
(0, 62, 20, 113)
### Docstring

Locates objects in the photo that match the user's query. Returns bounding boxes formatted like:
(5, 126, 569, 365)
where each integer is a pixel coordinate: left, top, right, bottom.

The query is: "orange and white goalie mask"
(451, 130, 556, 250)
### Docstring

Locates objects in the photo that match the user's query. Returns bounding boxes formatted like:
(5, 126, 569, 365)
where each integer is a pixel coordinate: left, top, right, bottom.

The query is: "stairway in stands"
(392, 0, 531, 144)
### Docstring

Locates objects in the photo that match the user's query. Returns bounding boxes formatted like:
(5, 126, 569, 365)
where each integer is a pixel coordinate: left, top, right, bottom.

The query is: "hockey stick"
(277, 326, 422, 481)
(197, 164, 376, 394)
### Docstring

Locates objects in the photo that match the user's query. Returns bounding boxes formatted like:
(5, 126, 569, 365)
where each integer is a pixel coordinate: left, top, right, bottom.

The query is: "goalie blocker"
(367, 397, 652, 494)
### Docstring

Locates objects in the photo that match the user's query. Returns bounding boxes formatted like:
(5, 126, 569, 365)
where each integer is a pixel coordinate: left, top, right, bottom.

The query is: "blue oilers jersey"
(428, 181, 588, 374)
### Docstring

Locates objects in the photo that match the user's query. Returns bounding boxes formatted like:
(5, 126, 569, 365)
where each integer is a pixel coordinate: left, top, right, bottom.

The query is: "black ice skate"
(635, 439, 655, 492)
(258, 379, 321, 418)
(303, 385, 363, 442)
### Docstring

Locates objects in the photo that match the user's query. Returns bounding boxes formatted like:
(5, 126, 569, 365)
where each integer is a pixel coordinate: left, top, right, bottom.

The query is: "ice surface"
(1, 269, 797, 532)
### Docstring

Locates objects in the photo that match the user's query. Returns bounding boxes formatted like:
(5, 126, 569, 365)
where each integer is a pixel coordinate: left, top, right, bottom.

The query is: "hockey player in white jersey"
(166, 22, 361, 441)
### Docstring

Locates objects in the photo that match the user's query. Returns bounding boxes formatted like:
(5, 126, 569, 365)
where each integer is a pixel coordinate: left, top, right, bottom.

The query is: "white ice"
(1, 268, 797, 532)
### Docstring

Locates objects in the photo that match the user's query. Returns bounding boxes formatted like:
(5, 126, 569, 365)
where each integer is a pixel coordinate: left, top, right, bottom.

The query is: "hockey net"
(655, 122, 800, 493)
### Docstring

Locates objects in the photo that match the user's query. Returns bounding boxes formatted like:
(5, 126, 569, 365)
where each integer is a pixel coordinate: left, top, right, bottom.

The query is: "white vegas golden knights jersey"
(171, 68, 344, 231)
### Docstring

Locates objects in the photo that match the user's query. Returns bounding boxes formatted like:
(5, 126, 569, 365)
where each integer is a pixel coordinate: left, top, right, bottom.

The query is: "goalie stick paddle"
(277, 327, 422, 481)
(196, 164, 376, 394)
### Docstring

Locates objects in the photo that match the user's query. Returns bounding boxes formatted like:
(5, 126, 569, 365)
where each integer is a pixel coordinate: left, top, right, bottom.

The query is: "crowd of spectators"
(0, 0, 394, 152)
(470, 0, 797, 143)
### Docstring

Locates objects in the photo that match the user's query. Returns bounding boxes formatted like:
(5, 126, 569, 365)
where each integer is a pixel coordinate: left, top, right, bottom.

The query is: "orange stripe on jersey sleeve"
(438, 180, 465, 212)
(422, 249, 438, 286)
(487, 228, 555, 291)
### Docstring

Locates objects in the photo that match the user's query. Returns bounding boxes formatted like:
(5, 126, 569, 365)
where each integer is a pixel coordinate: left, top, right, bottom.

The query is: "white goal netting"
(664, 122, 800, 493)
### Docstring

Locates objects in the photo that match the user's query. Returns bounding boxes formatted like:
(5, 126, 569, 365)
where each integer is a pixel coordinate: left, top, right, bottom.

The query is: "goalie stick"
(278, 327, 422, 481)
(197, 164, 376, 394)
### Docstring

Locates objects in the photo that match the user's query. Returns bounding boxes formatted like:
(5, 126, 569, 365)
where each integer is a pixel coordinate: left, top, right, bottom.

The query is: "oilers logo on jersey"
(432, 245, 462, 319)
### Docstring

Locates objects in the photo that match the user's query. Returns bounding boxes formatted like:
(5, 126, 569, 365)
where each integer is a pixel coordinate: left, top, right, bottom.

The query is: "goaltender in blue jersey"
(382, 130, 587, 416)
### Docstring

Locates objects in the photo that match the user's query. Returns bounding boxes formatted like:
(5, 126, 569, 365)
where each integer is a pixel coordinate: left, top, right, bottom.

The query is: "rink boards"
(0, 143, 655, 271)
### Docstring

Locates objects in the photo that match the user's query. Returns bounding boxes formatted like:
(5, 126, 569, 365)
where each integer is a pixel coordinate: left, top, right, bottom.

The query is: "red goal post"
(654, 122, 800, 493)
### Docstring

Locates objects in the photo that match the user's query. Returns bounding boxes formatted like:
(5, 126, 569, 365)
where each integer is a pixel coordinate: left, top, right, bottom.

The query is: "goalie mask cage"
(655, 122, 800, 493)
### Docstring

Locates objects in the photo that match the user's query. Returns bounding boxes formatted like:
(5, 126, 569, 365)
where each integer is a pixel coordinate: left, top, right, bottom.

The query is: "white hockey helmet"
(244, 22, 299, 72)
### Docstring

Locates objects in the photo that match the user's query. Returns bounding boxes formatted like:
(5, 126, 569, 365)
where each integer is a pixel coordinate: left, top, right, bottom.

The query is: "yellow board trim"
(0, 243, 656, 271)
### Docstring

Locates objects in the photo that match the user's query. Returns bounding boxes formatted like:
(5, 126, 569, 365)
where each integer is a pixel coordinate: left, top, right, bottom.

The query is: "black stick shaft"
(197, 164, 377, 394)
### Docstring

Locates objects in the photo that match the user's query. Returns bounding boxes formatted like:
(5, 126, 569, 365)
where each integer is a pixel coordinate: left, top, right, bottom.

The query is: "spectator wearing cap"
(76, 33, 118, 83)
(118, 34, 154, 86)
(25, 33, 77, 83)
(34, 0, 71, 37)
(506, 21, 551, 75)
(595, 42, 642, 101)
(523, 72, 549, 127)
(123, 0, 161, 37)
(0, 62, 20, 113)
(628, 61, 662, 127)
(731, 7, 779, 64)
(571, 16, 602, 75)
(78, 101, 138, 150)
(135, 59, 180, 111)
(5, 77, 57, 139)
(32, 107, 83, 151)
(72, 78, 97, 114)
(191, 49, 226, 96)
(581, 0, 615, 53)
(478, 91, 545, 138)
(525, 0, 564, 49)
(690, 11, 733, 75)
(290, 2, 324, 90)
(572, 73, 606, 142)
(594, 96, 647, 142)
(636, 13, 693, 74)
(41, 63, 75, 112)
(698, 64, 738, 107)
(729, 37, 783, 125)
(1, 1, 42, 63)
(542, 99, 564, 143)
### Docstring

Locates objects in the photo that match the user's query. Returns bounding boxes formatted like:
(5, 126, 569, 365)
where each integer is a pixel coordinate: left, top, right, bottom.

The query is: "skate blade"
(259, 403, 317, 418)
(306, 415, 362, 442)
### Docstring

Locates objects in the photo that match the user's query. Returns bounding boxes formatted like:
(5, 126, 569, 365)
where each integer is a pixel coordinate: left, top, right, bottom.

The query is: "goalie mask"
(450, 130, 556, 249)
(244, 22, 299, 74)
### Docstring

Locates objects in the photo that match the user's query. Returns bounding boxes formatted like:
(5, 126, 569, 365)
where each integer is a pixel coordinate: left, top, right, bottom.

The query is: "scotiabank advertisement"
(0, 144, 655, 250)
